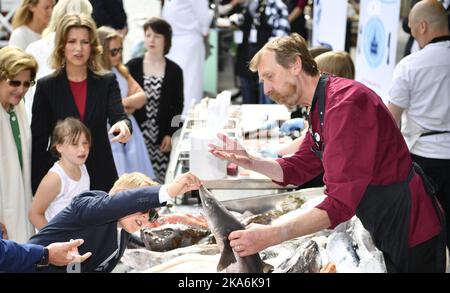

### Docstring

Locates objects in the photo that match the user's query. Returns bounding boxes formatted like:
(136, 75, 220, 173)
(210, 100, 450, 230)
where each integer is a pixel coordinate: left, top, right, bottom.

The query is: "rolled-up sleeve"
(273, 133, 324, 186)
(389, 59, 411, 109)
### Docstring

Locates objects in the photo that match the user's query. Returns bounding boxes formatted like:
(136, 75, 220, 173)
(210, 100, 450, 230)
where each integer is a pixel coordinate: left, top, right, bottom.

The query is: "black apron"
(306, 74, 445, 273)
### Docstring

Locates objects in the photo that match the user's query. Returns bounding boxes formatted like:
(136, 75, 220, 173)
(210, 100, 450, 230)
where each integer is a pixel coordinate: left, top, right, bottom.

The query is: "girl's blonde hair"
(0, 46, 38, 81)
(97, 26, 129, 78)
(43, 0, 93, 37)
(12, 0, 40, 28)
(50, 117, 91, 158)
(51, 14, 104, 74)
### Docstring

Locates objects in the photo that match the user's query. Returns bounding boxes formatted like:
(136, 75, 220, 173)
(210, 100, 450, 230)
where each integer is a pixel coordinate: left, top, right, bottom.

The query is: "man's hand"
(167, 172, 202, 198)
(209, 133, 253, 169)
(47, 239, 92, 267)
(228, 223, 276, 257)
(280, 118, 305, 135)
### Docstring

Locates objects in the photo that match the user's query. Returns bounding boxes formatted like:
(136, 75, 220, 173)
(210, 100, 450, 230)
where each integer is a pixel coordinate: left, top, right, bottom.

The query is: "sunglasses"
(6, 79, 35, 88)
(109, 47, 123, 57)
(148, 208, 159, 222)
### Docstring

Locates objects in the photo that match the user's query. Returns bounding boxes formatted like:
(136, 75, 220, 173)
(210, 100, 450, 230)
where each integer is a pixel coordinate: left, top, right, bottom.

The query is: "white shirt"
(45, 162, 90, 221)
(9, 25, 41, 50)
(24, 32, 56, 123)
(389, 40, 450, 159)
(162, 0, 212, 37)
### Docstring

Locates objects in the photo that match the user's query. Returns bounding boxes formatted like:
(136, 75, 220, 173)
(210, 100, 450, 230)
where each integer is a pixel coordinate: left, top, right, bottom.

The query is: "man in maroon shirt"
(210, 33, 446, 272)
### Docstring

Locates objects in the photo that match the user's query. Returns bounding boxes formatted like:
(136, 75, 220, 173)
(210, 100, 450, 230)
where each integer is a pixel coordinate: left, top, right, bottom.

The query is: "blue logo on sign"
(363, 17, 385, 68)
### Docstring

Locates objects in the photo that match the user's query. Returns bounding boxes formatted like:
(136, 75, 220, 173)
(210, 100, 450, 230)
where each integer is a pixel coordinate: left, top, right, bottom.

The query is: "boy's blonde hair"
(111, 173, 158, 193)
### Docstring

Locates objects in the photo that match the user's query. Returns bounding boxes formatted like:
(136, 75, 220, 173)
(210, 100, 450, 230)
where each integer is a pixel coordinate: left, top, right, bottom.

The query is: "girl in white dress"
(29, 117, 91, 230)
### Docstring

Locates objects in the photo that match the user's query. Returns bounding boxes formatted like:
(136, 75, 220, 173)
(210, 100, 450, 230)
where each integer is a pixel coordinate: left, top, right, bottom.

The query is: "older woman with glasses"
(97, 25, 154, 179)
(0, 46, 38, 242)
(31, 14, 132, 194)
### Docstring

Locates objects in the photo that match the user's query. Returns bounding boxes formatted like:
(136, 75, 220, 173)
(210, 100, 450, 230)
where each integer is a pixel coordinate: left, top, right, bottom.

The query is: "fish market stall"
(116, 187, 387, 273)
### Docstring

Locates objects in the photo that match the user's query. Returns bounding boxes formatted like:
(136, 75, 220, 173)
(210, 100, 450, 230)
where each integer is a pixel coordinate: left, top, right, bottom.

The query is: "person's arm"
(388, 60, 410, 126)
(28, 172, 61, 230)
(229, 207, 331, 256)
(288, 6, 302, 23)
(1, 240, 45, 272)
(122, 74, 146, 114)
(209, 133, 284, 182)
(0, 238, 90, 273)
(189, 0, 213, 36)
(71, 172, 201, 225)
(31, 80, 54, 194)
(278, 136, 304, 156)
(387, 102, 405, 128)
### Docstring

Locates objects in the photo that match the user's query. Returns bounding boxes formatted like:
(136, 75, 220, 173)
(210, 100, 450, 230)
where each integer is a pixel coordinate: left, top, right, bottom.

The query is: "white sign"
(355, 0, 401, 103)
(312, 0, 348, 51)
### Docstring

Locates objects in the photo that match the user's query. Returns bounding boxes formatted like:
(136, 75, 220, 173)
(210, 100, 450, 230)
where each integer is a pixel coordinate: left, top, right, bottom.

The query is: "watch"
(36, 247, 49, 269)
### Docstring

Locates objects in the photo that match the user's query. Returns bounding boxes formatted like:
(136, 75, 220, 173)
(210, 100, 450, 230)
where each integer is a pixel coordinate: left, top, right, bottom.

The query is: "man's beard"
(268, 82, 297, 107)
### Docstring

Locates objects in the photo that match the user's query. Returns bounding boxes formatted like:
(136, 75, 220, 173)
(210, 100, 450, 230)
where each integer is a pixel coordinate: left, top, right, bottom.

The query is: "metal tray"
(220, 187, 325, 214)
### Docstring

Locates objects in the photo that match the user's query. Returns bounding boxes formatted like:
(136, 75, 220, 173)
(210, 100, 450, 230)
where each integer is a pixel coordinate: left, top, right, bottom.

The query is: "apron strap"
(307, 73, 329, 160)
(411, 162, 446, 231)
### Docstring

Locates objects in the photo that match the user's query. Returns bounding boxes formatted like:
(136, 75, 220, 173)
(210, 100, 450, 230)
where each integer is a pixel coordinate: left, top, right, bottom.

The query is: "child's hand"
(167, 172, 202, 197)
(0, 222, 8, 240)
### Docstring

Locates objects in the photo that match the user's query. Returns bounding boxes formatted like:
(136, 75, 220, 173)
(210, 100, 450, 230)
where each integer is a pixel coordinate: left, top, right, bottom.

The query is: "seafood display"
(119, 187, 386, 273)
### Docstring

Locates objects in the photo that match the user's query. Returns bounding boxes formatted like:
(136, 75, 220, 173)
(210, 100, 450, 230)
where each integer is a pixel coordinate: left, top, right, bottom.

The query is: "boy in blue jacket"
(28, 171, 201, 272)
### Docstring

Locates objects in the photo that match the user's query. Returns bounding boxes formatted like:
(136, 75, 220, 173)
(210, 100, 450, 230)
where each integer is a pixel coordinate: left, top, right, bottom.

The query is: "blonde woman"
(31, 14, 131, 194)
(9, 0, 54, 49)
(24, 0, 93, 122)
(0, 46, 38, 242)
(97, 26, 155, 179)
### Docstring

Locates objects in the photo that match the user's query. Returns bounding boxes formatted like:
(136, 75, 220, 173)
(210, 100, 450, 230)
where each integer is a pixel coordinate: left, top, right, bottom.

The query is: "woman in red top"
(210, 34, 446, 273)
(31, 14, 131, 193)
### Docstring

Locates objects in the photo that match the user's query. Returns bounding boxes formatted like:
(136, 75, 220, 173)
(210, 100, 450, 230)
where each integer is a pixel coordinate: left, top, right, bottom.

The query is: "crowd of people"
(0, 0, 449, 273)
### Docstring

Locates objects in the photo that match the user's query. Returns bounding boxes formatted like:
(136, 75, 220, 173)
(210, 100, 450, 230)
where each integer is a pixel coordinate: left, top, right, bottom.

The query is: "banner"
(355, 0, 401, 103)
(312, 0, 348, 51)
